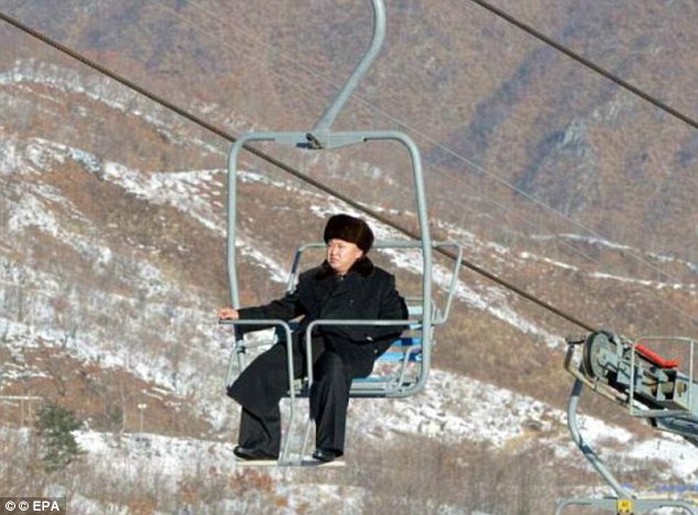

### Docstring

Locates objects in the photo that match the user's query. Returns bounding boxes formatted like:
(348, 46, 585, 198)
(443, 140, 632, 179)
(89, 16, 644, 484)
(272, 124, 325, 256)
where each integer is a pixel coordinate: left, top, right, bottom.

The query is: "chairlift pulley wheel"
(582, 331, 616, 381)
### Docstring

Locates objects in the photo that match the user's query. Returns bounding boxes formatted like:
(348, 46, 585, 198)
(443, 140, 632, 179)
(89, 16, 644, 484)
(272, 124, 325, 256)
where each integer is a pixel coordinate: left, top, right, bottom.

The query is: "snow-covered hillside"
(1, 59, 697, 513)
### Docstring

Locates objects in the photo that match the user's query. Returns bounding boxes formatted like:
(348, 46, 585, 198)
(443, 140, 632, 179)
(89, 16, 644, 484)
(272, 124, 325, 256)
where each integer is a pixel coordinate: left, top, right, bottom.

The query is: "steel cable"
(14, 8, 694, 332)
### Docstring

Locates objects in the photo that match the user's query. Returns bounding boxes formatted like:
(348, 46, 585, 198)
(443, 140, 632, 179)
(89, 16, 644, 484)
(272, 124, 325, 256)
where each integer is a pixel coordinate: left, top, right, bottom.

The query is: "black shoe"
(312, 448, 343, 463)
(233, 445, 277, 461)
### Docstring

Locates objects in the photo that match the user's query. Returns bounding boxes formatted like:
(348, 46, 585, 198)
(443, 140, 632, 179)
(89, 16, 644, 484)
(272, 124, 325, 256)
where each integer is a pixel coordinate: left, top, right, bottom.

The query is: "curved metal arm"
(226, 132, 283, 308)
(566, 378, 633, 499)
(311, 0, 386, 135)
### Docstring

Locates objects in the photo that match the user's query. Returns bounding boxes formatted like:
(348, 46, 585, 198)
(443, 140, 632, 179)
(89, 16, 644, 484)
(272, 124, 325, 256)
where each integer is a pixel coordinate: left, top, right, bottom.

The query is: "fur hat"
(323, 214, 374, 253)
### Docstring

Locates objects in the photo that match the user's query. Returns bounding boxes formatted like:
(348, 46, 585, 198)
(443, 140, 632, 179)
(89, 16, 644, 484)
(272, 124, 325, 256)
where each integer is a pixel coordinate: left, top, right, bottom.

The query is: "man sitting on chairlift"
(218, 213, 408, 463)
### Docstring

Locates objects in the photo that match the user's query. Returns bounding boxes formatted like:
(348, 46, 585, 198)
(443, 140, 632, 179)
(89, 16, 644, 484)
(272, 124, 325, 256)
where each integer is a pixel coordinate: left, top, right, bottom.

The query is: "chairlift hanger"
(224, 0, 436, 398)
(220, 0, 462, 466)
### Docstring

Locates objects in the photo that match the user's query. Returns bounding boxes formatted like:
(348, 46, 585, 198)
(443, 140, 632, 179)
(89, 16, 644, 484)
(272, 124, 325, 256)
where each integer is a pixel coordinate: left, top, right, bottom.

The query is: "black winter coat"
(238, 257, 408, 377)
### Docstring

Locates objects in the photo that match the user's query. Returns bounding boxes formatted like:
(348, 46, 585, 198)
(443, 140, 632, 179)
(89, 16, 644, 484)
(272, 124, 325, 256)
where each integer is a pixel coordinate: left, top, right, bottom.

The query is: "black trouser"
(227, 333, 356, 457)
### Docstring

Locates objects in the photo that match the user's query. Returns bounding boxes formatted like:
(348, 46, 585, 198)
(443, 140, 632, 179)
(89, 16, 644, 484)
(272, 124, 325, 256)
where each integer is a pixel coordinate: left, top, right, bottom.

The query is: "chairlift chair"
(219, 0, 459, 465)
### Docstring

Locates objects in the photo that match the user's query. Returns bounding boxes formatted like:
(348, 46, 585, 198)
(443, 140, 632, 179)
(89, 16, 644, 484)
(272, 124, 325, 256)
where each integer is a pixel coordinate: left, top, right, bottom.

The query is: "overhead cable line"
(144, 7, 693, 332)
(469, 0, 698, 131)
(154, 0, 698, 309)
(0, 9, 597, 331)
(144, 0, 698, 328)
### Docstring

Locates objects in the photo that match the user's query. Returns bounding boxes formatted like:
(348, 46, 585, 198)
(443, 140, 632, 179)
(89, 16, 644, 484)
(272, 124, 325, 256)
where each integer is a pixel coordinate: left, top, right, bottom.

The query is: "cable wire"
(9, 7, 689, 333)
(469, 0, 698, 130)
(148, 0, 698, 313)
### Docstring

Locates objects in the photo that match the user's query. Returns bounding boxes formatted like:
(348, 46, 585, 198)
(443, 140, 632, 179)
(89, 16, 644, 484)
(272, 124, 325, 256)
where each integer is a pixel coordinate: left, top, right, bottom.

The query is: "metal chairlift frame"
(221, 0, 449, 464)
(555, 335, 698, 515)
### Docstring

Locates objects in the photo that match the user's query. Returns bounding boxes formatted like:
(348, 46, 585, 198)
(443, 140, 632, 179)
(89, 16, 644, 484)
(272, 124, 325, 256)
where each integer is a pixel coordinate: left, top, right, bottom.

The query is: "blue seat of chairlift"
(377, 336, 423, 363)
(351, 335, 423, 389)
